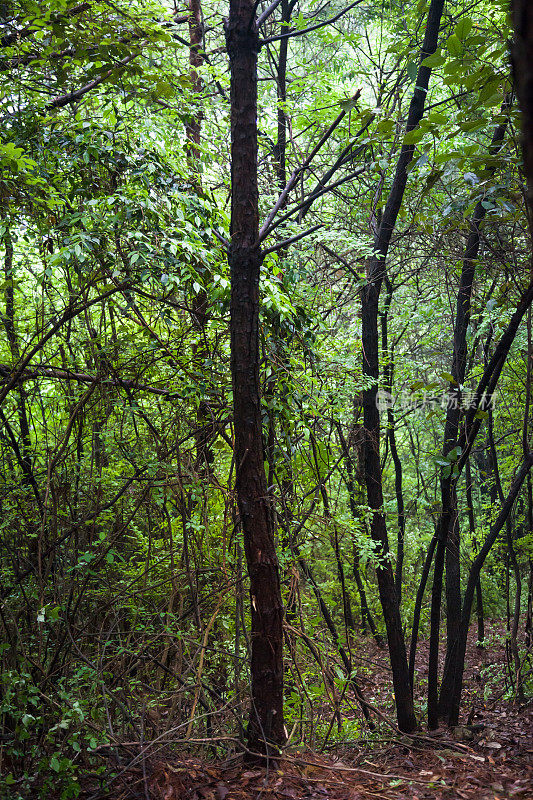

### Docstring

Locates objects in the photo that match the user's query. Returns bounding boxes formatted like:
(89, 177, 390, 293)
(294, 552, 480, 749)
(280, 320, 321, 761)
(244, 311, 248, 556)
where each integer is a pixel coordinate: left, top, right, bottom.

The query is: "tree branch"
(262, 223, 323, 255)
(260, 0, 365, 44)
(258, 89, 360, 241)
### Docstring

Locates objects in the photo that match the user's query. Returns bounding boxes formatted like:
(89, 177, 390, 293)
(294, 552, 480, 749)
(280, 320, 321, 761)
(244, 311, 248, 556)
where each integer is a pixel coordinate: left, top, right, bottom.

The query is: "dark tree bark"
(186, 0, 203, 159)
(429, 102, 511, 726)
(380, 276, 406, 604)
(487, 411, 525, 699)
(1, 226, 40, 512)
(185, 0, 215, 476)
(335, 420, 381, 642)
(225, 0, 285, 756)
(447, 454, 533, 726)
(408, 533, 437, 690)
(432, 273, 533, 724)
(360, 0, 445, 733)
(512, 0, 533, 236)
(264, 0, 298, 620)
(465, 458, 484, 646)
(511, 0, 533, 686)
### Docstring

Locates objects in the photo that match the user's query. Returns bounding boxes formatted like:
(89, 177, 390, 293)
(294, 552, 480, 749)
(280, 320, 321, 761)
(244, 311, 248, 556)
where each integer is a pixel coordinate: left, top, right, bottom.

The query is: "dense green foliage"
(0, 0, 531, 796)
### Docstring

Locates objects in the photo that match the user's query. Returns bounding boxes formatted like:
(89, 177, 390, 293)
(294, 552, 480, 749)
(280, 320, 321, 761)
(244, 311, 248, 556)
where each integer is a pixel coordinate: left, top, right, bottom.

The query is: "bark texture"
(225, 0, 285, 756)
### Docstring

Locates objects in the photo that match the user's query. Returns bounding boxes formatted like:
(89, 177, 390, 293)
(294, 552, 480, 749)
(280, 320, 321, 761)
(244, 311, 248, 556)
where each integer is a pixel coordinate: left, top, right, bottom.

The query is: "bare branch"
(258, 89, 360, 240)
(256, 0, 283, 27)
(48, 52, 137, 109)
(264, 168, 365, 236)
(262, 223, 323, 255)
(260, 0, 365, 44)
(0, 364, 178, 397)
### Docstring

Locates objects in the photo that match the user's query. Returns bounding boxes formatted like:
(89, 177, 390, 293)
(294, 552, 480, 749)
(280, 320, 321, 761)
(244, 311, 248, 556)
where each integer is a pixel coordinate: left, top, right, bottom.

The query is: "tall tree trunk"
(380, 276, 406, 604)
(1, 224, 43, 571)
(186, 0, 214, 476)
(360, 0, 445, 733)
(512, 0, 533, 238)
(429, 101, 511, 725)
(512, 0, 533, 685)
(526, 553, 533, 651)
(266, 0, 298, 619)
(487, 411, 525, 700)
(225, 0, 285, 756)
(433, 274, 533, 724)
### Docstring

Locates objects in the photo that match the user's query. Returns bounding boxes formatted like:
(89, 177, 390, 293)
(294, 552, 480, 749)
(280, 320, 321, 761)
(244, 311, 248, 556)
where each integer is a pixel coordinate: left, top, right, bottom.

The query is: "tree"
(225, 0, 285, 756)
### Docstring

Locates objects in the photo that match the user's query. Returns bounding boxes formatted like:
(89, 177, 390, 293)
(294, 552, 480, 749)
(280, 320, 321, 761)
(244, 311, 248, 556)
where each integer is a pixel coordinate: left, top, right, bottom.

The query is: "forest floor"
(93, 623, 533, 800)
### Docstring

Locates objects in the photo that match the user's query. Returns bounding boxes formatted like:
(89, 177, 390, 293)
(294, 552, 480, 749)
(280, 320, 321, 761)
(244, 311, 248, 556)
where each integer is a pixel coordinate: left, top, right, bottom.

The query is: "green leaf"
(454, 17, 473, 40)
(376, 118, 395, 135)
(339, 97, 359, 113)
(403, 127, 423, 145)
(421, 169, 444, 197)
(446, 34, 463, 57)
(406, 61, 418, 82)
(441, 372, 457, 385)
(428, 111, 448, 125)
(459, 119, 485, 132)
(421, 52, 445, 68)
(479, 80, 501, 103)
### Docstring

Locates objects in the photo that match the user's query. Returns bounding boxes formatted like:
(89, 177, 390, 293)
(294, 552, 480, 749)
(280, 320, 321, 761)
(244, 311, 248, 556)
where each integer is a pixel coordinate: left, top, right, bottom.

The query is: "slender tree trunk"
(511, 0, 533, 702)
(187, 0, 203, 158)
(447, 455, 533, 726)
(186, 0, 214, 476)
(487, 411, 524, 700)
(437, 49, 533, 715)
(360, 0, 445, 733)
(225, 0, 285, 756)
(444, 492, 461, 648)
(1, 226, 40, 513)
(380, 277, 406, 604)
(432, 273, 533, 723)
(512, 0, 533, 236)
(266, 0, 298, 619)
(408, 533, 437, 690)
(465, 458, 484, 645)
(429, 101, 511, 726)
(336, 421, 380, 641)
(526, 556, 533, 650)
